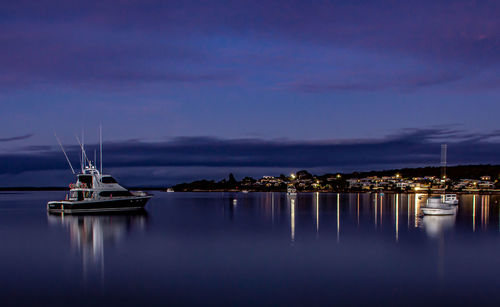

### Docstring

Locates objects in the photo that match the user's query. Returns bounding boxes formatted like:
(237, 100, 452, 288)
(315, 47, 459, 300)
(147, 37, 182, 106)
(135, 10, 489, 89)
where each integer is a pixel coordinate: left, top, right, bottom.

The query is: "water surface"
(1, 192, 499, 306)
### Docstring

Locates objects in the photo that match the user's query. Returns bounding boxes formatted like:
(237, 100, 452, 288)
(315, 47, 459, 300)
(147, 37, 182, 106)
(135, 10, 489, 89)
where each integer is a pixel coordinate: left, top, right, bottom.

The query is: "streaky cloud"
(0, 133, 34, 142)
(0, 128, 499, 177)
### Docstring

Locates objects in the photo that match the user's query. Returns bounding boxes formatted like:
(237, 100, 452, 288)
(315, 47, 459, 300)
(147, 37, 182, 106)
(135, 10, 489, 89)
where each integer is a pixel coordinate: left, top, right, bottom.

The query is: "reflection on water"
(228, 193, 500, 241)
(287, 194, 296, 244)
(422, 215, 456, 239)
(47, 211, 148, 275)
(4, 191, 500, 305)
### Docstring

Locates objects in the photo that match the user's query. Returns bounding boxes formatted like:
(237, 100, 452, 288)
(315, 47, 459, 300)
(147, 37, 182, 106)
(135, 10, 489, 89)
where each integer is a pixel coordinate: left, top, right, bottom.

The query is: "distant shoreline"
(3, 188, 499, 195)
(0, 187, 164, 192)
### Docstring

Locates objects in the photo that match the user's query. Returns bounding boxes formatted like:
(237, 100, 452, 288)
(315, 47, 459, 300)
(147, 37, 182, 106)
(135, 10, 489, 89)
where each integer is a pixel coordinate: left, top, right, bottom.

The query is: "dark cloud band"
(2, 128, 499, 176)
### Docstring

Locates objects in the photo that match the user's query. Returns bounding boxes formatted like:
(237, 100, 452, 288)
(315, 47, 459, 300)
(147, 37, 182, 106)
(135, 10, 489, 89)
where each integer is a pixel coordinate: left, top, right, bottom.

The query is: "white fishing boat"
(421, 196, 457, 216)
(287, 185, 297, 196)
(166, 188, 175, 193)
(443, 194, 459, 205)
(47, 130, 152, 214)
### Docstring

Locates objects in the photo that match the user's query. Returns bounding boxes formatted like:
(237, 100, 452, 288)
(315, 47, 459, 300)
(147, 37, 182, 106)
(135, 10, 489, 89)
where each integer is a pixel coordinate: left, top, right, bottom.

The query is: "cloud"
(0, 134, 34, 142)
(290, 71, 465, 93)
(1, 128, 499, 180)
(1, 1, 499, 91)
(0, 21, 234, 90)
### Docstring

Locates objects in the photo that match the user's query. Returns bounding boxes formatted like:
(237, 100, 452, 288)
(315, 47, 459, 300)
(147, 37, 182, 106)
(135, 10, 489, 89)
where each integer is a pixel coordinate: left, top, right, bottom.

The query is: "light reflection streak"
(315, 192, 319, 235)
(473, 195, 476, 232)
(481, 195, 490, 230)
(357, 193, 360, 227)
(481, 195, 484, 229)
(337, 193, 340, 243)
(414, 193, 421, 228)
(407, 195, 410, 229)
(374, 194, 378, 229)
(380, 194, 383, 227)
(395, 194, 399, 242)
(290, 197, 296, 243)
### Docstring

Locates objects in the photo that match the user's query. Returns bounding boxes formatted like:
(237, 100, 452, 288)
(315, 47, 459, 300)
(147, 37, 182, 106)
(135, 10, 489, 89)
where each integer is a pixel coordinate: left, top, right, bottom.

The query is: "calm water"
(1, 192, 500, 306)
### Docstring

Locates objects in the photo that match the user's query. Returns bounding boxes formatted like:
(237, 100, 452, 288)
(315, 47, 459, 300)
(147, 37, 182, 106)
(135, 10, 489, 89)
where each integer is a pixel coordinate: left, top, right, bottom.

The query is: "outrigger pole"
(54, 133, 76, 174)
(75, 135, 92, 169)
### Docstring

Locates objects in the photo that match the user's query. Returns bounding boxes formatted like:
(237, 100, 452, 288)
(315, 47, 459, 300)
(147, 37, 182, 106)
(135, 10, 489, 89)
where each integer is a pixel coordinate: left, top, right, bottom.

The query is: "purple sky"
(1, 1, 499, 186)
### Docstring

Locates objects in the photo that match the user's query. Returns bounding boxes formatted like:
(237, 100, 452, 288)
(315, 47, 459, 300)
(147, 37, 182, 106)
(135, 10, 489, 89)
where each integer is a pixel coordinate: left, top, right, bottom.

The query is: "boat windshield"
(77, 175, 93, 188)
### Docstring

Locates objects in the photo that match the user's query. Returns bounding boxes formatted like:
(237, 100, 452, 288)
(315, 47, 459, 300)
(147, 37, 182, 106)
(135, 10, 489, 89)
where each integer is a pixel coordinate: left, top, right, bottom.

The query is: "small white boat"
(287, 185, 297, 196)
(443, 194, 459, 205)
(241, 190, 249, 194)
(421, 196, 456, 216)
(166, 188, 174, 193)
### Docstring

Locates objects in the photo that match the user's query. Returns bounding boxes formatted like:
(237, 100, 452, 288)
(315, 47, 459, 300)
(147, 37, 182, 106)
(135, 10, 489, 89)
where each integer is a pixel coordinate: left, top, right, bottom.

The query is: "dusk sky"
(1, 0, 500, 186)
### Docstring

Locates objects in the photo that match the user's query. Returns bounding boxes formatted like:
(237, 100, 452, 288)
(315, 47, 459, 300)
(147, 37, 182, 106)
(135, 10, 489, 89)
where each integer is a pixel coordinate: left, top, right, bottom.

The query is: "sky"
(1, 0, 499, 186)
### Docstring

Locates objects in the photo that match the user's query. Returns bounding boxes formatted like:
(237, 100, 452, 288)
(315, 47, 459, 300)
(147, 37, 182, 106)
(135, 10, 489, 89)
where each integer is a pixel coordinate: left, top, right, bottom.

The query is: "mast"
(100, 123, 103, 175)
(81, 129, 84, 172)
(441, 144, 447, 179)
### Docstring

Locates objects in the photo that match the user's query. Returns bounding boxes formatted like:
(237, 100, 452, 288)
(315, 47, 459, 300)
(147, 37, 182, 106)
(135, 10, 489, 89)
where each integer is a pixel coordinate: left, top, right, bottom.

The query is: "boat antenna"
(99, 123, 103, 174)
(54, 133, 75, 174)
(82, 129, 85, 171)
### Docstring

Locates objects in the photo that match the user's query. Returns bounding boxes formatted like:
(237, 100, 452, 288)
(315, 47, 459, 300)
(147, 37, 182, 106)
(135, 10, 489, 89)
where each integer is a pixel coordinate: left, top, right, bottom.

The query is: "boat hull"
(421, 207, 456, 216)
(47, 196, 152, 214)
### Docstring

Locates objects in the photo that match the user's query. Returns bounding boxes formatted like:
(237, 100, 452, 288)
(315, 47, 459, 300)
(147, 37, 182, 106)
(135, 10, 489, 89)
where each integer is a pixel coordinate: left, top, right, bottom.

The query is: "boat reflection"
(288, 196, 296, 244)
(47, 211, 148, 268)
(422, 215, 456, 239)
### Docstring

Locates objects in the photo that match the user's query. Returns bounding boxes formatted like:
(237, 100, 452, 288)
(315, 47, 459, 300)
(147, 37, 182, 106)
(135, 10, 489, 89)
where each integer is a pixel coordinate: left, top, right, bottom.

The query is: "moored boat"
(287, 185, 297, 196)
(421, 196, 456, 216)
(47, 131, 152, 214)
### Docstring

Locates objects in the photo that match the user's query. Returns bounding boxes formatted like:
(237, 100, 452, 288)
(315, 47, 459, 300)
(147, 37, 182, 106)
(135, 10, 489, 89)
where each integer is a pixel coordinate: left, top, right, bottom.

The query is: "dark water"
(1, 192, 500, 306)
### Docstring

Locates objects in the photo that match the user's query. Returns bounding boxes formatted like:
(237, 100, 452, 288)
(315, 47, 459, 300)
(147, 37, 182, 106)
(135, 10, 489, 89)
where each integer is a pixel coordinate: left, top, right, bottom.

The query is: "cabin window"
(101, 177, 118, 184)
(71, 191, 93, 199)
(99, 191, 132, 197)
(78, 175, 93, 188)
